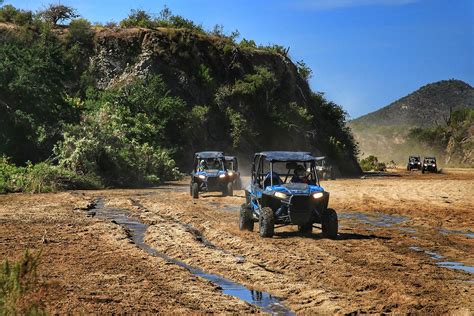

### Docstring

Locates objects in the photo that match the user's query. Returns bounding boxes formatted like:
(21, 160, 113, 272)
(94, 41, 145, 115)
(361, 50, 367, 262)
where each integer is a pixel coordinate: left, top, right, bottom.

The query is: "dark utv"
(240, 151, 338, 238)
(224, 156, 243, 189)
(407, 156, 422, 171)
(422, 157, 437, 173)
(190, 151, 234, 199)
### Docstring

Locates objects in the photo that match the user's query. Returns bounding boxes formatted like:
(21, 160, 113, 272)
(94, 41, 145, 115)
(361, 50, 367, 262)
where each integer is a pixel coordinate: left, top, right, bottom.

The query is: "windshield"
(197, 158, 225, 171)
(409, 157, 420, 162)
(254, 160, 319, 188)
(225, 160, 235, 171)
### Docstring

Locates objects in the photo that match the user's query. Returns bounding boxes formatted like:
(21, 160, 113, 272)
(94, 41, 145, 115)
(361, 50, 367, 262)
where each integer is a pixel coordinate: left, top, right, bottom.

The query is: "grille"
(290, 195, 310, 211)
(207, 177, 220, 191)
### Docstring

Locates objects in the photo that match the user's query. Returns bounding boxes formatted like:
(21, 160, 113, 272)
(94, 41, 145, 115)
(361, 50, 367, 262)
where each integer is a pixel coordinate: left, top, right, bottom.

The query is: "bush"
(55, 76, 185, 186)
(0, 156, 100, 193)
(359, 155, 387, 172)
(0, 4, 33, 26)
(119, 7, 204, 33)
(0, 250, 45, 314)
(226, 108, 247, 148)
(197, 64, 214, 86)
(296, 60, 313, 81)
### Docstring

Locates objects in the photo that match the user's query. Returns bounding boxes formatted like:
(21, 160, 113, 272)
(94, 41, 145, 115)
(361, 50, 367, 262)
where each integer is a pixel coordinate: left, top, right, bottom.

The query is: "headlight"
(274, 191, 287, 199)
(228, 171, 234, 176)
(198, 174, 206, 179)
(312, 192, 324, 199)
(219, 173, 226, 178)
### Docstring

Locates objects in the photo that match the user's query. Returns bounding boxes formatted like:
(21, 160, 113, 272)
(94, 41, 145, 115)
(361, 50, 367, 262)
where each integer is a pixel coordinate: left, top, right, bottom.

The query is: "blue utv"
(239, 151, 338, 238)
(190, 151, 234, 199)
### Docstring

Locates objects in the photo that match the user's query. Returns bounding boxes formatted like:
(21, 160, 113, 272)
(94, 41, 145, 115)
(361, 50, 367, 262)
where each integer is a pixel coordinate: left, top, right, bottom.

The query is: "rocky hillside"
(0, 5, 361, 184)
(90, 27, 360, 174)
(349, 80, 474, 166)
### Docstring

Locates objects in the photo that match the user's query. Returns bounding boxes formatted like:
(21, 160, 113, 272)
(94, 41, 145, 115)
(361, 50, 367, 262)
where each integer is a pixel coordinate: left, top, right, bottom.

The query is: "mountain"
(349, 80, 474, 165)
(352, 80, 474, 127)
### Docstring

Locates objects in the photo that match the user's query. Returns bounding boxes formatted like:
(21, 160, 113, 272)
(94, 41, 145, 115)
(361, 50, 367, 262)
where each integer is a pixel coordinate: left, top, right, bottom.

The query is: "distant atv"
(240, 151, 338, 238)
(407, 156, 422, 171)
(224, 156, 243, 189)
(315, 156, 335, 180)
(422, 157, 438, 173)
(190, 151, 234, 199)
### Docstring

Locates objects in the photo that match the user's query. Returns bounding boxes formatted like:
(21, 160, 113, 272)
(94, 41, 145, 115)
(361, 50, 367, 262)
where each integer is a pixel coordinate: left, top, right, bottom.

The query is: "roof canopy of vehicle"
(195, 151, 225, 159)
(255, 151, 316, 162)
(224, 156, 237, 161)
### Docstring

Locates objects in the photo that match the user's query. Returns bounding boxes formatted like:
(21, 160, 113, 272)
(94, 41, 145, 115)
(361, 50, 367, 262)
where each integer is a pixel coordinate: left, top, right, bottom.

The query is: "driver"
(291, 165, 307, 183)
(198, 159, 207, 171)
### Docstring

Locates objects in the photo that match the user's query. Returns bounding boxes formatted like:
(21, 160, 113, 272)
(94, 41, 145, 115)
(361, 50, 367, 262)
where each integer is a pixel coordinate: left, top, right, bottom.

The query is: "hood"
(197, 169, 225, 177)
(266, 183, 324, 195)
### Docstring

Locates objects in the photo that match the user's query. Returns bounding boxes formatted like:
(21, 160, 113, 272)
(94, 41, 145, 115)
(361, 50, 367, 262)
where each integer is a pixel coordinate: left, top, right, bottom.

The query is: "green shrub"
(197, 64, 214, 86)
(0, 250, 45, 315)
(239, 38, 257, 49)
(55, 76, 185, 186)
(67, 18, 93, 46)
(0, 4, 33, 26)
(296, 60, 313, 81)
(226, 108, 247, 148)
(0, 156, 100, 193)
(359, 155, 387, 172)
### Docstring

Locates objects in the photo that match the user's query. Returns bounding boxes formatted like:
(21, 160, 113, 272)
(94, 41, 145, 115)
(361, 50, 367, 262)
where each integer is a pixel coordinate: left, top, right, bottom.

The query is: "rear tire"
(226, 182, 234, 197)
(259, 207, 274, 238)
(298, 223, 313, 235)
(192, 182, 199, 199)
(239, 204, 254, 231)
(322, 208, 338, 239)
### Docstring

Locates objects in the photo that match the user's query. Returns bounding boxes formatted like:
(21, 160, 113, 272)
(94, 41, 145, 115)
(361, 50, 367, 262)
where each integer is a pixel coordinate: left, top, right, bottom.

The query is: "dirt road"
(1, 169, 473, 314)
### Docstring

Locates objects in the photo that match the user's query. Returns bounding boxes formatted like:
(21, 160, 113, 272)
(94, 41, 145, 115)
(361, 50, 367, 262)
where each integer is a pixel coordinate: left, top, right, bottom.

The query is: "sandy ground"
(0, 168, 472, 314)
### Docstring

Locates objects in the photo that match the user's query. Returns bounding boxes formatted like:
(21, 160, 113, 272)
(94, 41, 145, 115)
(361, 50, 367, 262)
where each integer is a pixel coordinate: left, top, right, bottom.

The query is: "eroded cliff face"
(88, 27, 361, 175)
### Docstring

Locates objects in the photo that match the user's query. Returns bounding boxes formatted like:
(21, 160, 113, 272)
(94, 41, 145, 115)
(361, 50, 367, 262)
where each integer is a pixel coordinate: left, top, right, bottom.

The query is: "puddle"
(437, 262, 474, 274)
(221, 204, 241, 212)
(339, 212, 408, 229)
(409, 246, 474, 275)
(89, 198, 293, 315)
(439, 228, 474, 239)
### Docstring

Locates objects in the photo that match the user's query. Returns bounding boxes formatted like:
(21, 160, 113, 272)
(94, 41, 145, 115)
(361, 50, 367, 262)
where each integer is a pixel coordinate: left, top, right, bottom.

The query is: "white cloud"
(294, 0, 420, 10)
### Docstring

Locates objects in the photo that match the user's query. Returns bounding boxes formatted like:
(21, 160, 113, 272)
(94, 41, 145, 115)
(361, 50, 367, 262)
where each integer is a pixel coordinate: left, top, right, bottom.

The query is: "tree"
(40, 3, 78, 26)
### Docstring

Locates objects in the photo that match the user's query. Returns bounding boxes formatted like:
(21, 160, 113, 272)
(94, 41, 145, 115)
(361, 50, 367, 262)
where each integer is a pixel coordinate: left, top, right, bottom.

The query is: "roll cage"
(224, 156, 238, 172)
(193, 151, 226, 172)
(251, 151, 320, 188)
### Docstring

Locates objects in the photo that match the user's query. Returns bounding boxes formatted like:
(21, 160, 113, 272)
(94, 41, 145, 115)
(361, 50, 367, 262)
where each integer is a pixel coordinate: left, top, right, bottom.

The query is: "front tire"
(192, 182, 199, 199)
(226, 182, 234, 197)
(239, 204, 254, 231)
(259, 207, 274, 238)
(234, 177, 242, 190)
(322, 208, 338, 239)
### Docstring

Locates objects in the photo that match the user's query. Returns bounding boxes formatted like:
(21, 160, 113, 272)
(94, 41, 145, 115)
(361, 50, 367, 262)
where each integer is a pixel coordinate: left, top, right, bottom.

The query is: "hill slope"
(349, 80, 474, 165)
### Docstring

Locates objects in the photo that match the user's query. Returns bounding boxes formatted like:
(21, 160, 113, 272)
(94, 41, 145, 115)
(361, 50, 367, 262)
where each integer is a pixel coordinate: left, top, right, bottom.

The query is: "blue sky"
(6, 0, 474, 118)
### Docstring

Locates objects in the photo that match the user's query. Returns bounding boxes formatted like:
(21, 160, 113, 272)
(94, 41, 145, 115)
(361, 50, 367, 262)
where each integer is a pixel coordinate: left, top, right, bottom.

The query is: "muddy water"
(89, 198, 294, 315)
(409, 246, 474, 275)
